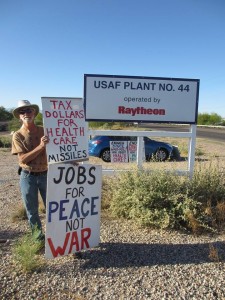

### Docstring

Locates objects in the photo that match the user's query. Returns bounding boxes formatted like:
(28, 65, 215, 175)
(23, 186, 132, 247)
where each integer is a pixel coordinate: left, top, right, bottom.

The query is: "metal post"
(188, 124, 197, 178)
(137, 136, 144, 169)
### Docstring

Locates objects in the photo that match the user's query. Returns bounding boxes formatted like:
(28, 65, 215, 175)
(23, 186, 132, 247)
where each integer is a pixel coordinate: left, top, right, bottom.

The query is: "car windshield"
(91, 136, 152, 142)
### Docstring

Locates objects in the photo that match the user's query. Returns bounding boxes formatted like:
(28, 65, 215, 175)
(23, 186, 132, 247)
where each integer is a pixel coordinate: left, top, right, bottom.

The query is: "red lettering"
(58, 101, 66, 110)
(68, 231, 80, 253)
(118, 106, 125, 113)
(118, 106, 165, 116)
(46, 128, 53, 137)
(81, 228, 91, 249)
(53, 111, 59, 118)
(65, 100, 72, 110)
(50, 100, 58, 109)
(47, 232, 70, 258)
(45, 111, 51, 117)
(47, 228, 92, 258)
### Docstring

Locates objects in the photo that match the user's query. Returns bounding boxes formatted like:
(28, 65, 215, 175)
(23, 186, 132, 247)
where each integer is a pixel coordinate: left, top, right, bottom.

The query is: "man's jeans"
(20, 170, 47, 234)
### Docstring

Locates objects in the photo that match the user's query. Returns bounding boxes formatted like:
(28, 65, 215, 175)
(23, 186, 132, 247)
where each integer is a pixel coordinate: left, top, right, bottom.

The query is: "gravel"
(0, 149, 225, 300)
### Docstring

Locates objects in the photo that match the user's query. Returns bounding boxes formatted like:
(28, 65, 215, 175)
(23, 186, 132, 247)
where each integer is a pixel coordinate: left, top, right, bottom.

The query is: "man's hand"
(19, 136, 49, 164)
(40, 136, 49, 148)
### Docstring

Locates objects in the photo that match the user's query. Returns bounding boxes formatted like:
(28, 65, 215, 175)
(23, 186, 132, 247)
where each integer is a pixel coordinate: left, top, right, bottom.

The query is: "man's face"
(19, 108, 35, 123)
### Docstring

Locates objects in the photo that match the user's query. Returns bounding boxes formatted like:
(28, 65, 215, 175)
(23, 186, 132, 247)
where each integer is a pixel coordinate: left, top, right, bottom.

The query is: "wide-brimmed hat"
(13, 100, 39, 119)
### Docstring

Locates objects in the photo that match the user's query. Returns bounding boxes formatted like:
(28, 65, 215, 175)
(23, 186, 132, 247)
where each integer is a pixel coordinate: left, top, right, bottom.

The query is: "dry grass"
(11, 195, 46, 222)
(11, 204, 27, 222)
(208, 244, 220, 262)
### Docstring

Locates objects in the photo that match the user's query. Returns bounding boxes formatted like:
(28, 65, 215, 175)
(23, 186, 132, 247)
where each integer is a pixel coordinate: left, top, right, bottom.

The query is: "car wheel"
(145, 154, 151, 161)
(100, 148, 111, 162)
(154, 148, 169, 161)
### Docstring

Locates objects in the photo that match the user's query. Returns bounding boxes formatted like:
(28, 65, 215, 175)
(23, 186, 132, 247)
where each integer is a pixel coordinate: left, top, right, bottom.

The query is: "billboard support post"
(188, 124, 197, 178)
(137, 136, 144, 168)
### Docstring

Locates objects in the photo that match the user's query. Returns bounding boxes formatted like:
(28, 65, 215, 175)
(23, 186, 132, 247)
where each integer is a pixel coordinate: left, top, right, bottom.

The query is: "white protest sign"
(84, 74, 200, 124)
(45, 163, 102, 259)
(41, 97, 88, 164)
(128, 141, 137, 162)
(110, 141, 128, 163)
(127, 141, 145, 162)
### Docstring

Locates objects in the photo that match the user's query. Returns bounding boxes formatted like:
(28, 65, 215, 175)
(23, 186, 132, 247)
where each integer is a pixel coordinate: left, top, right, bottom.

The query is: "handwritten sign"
(41, 97, 88, 164)
(110, 141, 128, 163)
(45, 163, 102, 259)
(128, 141, 145, 162)
(128, 141, 137, 162)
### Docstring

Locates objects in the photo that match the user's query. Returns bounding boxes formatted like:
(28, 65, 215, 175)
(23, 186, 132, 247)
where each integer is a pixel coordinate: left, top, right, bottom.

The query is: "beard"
(22, 116, 35, 123)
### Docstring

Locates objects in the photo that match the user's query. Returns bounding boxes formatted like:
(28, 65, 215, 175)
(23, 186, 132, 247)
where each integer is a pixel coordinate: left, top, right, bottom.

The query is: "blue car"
(88, 135, 180, 162)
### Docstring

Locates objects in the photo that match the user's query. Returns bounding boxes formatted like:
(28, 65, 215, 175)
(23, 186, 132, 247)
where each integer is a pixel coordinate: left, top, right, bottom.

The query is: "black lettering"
(108, 81, 114, 88)
(69, 199, 80, 219)
(101, 81, 108, 88)
(88, 166, 96, 185)
(48, 154, 57, 162)
(65, 167, 75, 184)
(94, 80, 100, 88)
(53, 167, 65, 184)
(81, 198, 90, 217)
(77, 166, 86, 184)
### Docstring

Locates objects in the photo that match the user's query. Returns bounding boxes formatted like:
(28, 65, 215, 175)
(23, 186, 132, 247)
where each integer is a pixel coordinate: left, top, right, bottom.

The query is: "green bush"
(8, 118, 21, 132)
(198, 112, 223, 125)
(0, 136, 12, 148)
(88, 121, 131, 129)
(13, 230, 45, 273)
(0, 106, 13, 121)
(187, 164, 225, 205)
(108, 166, 225, 233)
(0, 123, 8, 131)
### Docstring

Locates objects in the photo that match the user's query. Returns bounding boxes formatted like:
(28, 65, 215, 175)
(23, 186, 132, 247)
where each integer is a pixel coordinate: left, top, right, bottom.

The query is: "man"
(12, 100, 49, 240)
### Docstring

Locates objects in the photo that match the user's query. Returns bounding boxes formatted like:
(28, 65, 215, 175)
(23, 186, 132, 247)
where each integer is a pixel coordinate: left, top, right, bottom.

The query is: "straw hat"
(13, 100, 39, 119)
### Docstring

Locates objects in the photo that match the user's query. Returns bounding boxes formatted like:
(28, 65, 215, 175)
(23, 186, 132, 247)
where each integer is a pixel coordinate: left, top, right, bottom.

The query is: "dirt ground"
(0, 135, 225, 300)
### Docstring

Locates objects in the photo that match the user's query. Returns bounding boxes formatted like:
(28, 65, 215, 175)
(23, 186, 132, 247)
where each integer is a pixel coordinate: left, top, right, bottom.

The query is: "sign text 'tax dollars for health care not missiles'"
(41, 97, 89, 164)
(45, 163, 102, 259)
(84, 74, 200, 124)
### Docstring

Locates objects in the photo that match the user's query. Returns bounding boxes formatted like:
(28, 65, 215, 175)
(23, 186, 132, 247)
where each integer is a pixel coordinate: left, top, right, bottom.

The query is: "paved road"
(139, 123, 225, 142)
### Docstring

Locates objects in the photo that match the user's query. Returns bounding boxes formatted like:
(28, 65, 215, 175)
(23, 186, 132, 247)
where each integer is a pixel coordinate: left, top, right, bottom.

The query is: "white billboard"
(84, 74, 200, 124)
(42, 97, 89, 164)
(45, 163, 102, 259)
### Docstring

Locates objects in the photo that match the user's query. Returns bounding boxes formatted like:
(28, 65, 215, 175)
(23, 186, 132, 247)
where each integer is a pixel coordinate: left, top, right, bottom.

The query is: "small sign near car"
(84, 74, 200, 124)
(110, 141, 128, 163)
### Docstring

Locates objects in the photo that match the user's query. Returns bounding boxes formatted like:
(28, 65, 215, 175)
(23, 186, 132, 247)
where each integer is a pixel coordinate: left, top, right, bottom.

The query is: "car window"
(111, 136, 126, 141)
(111, 136, 138, 141)
(129, 136, 137, 141)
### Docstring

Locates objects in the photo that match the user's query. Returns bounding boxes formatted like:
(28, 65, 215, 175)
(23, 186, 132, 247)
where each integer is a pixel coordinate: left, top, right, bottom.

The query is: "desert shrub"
(8, 118, 21, 132)
(11, 204, 27, 222)
(89, 121, 108, 128)
(13, 230, 45, 273)
(187, 164, 225, 205)
(0, 123, 8, 131)
(198, 112, 222, 125)
(102, 176, 115, 210)
(11, 197, 45, 222)
(109, 167, 225, 233)
(0, 106, 13, 121)
(0, 136, 12, 148)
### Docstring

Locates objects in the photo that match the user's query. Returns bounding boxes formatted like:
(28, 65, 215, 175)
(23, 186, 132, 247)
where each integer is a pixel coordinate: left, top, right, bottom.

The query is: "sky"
(0, 0, 225, 117)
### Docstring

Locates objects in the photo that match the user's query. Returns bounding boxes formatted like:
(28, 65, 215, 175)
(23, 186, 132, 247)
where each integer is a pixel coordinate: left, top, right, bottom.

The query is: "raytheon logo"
(118, 106, 166, 116)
